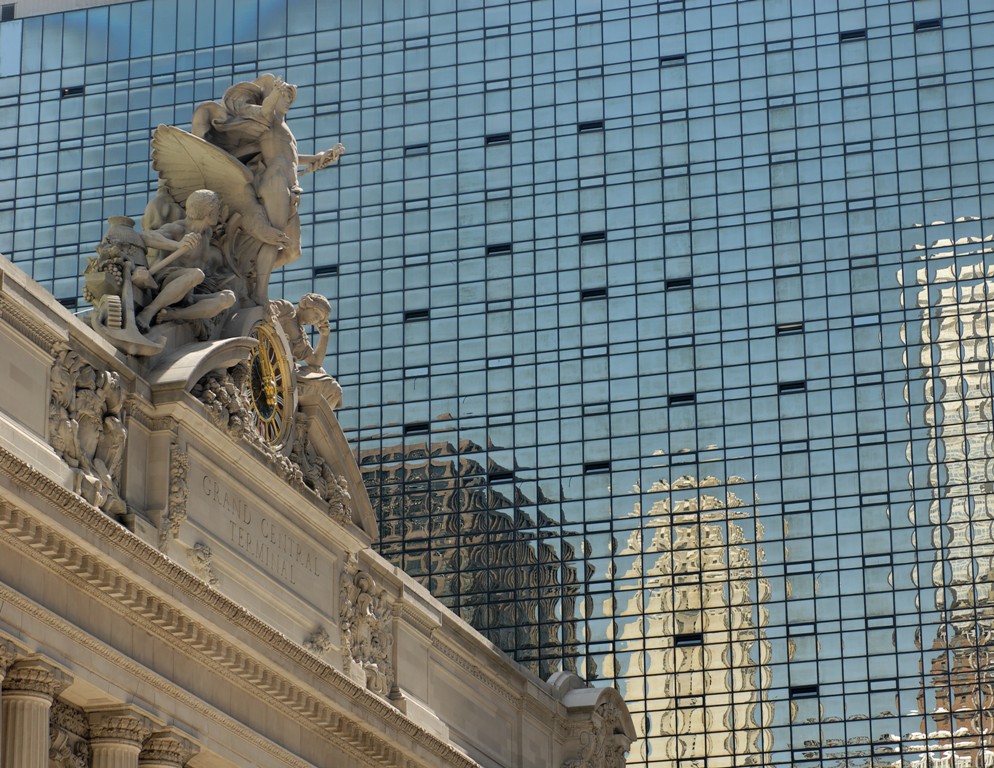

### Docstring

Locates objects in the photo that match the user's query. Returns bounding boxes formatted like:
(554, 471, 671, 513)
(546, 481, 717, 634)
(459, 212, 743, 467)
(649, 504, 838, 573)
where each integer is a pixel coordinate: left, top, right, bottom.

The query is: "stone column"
(0, 642, 19, 766)
(139, 729, 198, 768)
(1, 657, 68, 768)
(88, 707, 152, 768)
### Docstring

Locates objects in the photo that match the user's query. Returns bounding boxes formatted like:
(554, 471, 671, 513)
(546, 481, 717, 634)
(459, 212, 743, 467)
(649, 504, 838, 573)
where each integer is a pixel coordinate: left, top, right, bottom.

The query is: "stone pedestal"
(1, 658, 66, 768)
(88, 708, 153, 768)
(138, 730, 198, 768)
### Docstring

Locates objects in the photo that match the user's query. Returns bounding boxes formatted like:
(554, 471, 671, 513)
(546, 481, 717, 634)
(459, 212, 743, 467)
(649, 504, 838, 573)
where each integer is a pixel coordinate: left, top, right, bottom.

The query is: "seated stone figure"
(136, 189, 236, 331)
(268, 293, 342, 409)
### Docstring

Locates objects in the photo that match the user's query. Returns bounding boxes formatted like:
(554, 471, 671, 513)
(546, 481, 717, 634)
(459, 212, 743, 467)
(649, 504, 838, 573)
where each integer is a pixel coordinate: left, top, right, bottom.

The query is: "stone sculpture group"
(84, 73, 344, 358)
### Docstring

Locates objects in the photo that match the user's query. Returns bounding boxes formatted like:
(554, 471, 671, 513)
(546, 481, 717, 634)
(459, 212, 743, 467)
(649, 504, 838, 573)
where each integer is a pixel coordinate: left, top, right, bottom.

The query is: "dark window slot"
(58, 296, 78, 309)
(581, 287, 607, 300)
(580, 232, 606, 244)
(404, 144, 429, 156)
(577, 120, 604, 133)
(61, 86, 85, 98)
(915, 18, 942, 31)
(674, 633, 703, 647)
(659, 54, 686, 65)
(776, 322, 804, 335)
(403, 422, 430, 436)
(486, 243, 512, 256)
(485, 132, 511, 145)
(778, 381, 806, 394)
(488, 470, 514, 483)
(665, 277, 693, 290)
(839, 29, 867, 41)
(583, 461, 611, 474)
(404, 309, 430, 322)
(790, 685, 819, 699)
(313, 264, 339, 277)
(668, 393, 696, 406)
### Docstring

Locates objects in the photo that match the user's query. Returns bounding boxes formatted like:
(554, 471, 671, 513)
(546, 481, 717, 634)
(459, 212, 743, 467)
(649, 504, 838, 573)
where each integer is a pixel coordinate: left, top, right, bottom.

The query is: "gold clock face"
(250, 323, 293, 445)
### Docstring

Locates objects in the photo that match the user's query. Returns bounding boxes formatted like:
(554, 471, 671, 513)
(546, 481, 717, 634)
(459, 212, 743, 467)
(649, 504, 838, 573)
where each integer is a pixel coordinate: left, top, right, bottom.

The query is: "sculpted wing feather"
(150, 124, 284, 247)
(151, 124, 255, 206)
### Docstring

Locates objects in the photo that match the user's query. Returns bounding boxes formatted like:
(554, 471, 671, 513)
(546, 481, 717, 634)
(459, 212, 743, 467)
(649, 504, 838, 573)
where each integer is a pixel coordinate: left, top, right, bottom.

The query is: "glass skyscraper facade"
(2, 1, 994, 767)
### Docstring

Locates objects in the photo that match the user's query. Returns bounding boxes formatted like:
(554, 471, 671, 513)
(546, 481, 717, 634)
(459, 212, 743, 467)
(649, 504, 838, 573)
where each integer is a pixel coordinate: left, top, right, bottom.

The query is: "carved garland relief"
(339, 554, 395, 696)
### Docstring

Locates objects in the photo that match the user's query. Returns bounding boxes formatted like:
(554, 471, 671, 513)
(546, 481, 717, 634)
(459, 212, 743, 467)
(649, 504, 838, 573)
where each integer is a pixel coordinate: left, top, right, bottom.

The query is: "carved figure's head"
(222, 80, 264, 114)
(185, 189, 222, 226)
(296, 293, 331, 326)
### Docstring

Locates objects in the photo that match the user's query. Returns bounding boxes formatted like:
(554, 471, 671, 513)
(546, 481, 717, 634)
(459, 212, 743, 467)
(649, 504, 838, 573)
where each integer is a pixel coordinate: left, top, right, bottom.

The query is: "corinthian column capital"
(139, 729, 199, 767)
(3, 657, 69, 699)
(88, 706, 153, 744)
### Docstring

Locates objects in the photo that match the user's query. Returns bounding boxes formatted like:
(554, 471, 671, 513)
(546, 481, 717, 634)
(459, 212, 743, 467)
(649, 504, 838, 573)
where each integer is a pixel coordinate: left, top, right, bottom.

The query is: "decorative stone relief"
(189, 542, 219, 587)
(159, 442, 189, 551)
(304, 626, 334, 656)
(48, 345, 128, 519)
(191, 362, 256, 442)
(50, 700, 90, 768)
(289, 412, 353, 524)
(562, 701, 631, 768)
(339, 554, 395, 696)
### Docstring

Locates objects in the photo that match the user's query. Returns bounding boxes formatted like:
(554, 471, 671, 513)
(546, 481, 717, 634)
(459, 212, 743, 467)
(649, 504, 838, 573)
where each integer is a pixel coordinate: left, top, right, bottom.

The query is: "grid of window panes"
(3, 1, 994, 767)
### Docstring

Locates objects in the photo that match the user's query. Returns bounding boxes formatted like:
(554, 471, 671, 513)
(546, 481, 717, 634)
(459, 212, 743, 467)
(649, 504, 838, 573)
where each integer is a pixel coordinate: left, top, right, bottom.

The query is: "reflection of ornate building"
(905, 219, 994, 768)
(360, 438, 581, 678)
(608, 472, 773, 768)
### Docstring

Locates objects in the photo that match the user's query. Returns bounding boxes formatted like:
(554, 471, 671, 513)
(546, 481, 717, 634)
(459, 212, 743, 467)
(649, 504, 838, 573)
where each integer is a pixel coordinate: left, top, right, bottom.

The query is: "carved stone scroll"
(339, 554, 395, 696)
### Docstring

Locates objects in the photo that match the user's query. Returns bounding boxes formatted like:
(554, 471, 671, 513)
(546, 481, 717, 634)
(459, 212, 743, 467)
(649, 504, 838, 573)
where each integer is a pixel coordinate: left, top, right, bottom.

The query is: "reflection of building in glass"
(608, 470, 773, 768)
(905, 225, 994, 767)
(360, 436, 581, 678)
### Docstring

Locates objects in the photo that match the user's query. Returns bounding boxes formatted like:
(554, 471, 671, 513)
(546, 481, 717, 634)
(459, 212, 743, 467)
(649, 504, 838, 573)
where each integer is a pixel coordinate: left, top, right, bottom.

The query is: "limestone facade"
(0, 255, 634, 767)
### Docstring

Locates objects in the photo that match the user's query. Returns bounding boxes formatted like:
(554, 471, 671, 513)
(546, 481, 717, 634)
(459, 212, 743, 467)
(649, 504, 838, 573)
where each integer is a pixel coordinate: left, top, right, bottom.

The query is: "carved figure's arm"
(302, 322, 331, 368)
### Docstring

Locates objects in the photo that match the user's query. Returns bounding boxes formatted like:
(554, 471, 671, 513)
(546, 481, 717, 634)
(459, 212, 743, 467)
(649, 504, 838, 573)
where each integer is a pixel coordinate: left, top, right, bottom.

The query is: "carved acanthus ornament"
(191, 362, 256, 442)
(48, 344, 128, 519)
(189, 542, 219, 587)
(4, 658, 67, 698)
(88, 708, 153, 744)
(50, 700, 90, 768)
(160, 442, 189, 551)
(340, 554, 395, 696)
(139, 730, 199, 766)
(562, 701, 631, 768)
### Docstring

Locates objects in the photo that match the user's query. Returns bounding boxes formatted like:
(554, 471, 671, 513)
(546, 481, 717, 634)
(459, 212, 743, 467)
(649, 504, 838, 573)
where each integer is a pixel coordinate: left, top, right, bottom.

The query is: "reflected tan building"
(608, 471, 773, 768)
(905, 223, 994, 768)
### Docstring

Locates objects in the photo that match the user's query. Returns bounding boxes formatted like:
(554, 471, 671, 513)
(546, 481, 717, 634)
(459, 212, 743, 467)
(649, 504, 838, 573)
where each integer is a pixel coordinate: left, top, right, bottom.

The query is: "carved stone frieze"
(48, 344, 128, 519)
(562, 701, 631, 768)
(340, 554, 395, 696)
(304, 626, 334, 656)
(189, 542, 219, 587)
(160, 443, 189, 551)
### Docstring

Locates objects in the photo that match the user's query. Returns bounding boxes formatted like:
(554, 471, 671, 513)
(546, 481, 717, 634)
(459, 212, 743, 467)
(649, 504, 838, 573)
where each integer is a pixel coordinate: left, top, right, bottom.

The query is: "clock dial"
(249, 323, 293, 446)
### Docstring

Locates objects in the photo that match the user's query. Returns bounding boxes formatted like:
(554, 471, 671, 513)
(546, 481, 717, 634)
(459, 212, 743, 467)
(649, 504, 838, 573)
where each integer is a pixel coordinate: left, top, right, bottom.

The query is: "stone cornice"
(0, 281, 64, 351)
(0, 448, 481, 768)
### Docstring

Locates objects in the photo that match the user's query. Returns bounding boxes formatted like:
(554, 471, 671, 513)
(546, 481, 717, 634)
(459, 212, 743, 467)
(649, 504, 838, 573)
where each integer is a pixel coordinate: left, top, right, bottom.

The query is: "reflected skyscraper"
(3, 1, 994, 767)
